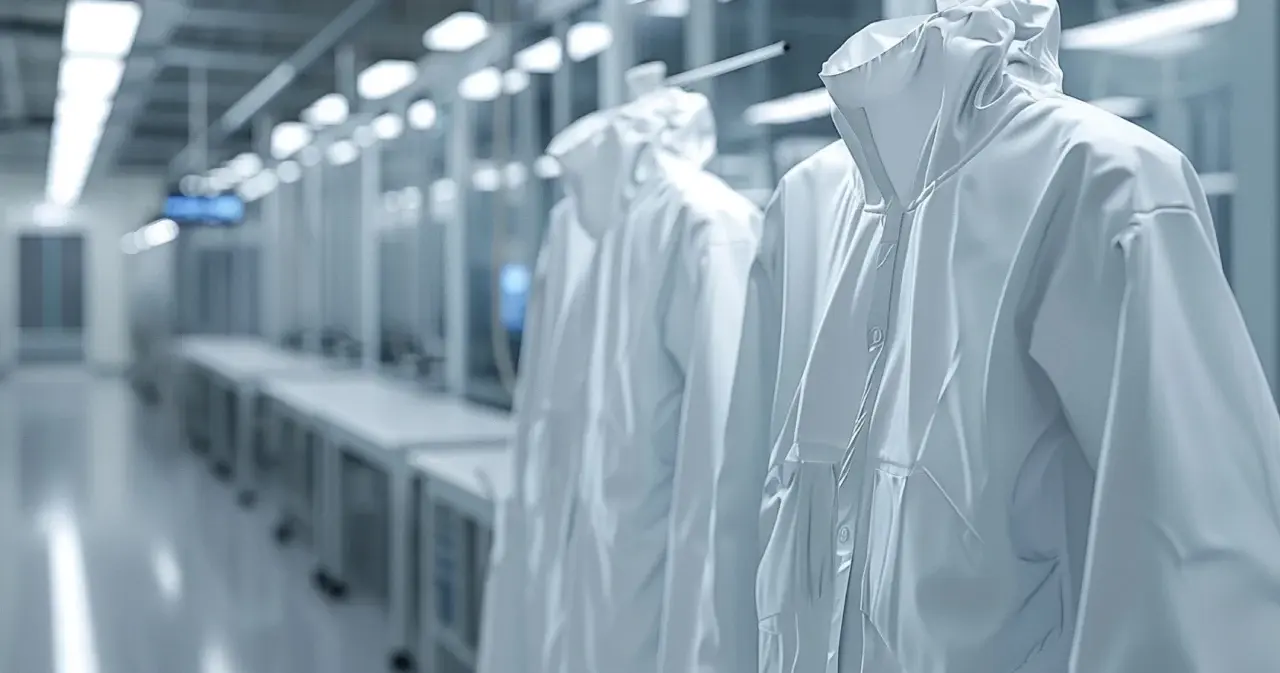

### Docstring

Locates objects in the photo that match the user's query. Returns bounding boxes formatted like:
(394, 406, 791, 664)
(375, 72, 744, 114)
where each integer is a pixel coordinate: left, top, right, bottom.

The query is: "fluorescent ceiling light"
(55, 97, 112, 127)
(326, 140, 359, 166)
(567, 22, 613, 62)
(57, 56, 125, 101)
(502, 69, 530, 95)
(270, 121, 312, 159)
(34, 203, 70, 227)
(302, 93, 349, 127)
(358, 60, 418, 100)
(400, 186, 422, 211)
(275, 160, 301, 184)
(645, 0, 690, 18)
(373, 113, 404, 140)
(237, 170, 279, 202)
(64, 0, 143, 57)
(744, 88, 833, 126)
(407, 99, 438, 130)
(353, 124, 377, 148)
(515, 37, 563, 73)
(1199, 171, 1236, 197)
(459, 67, 503, 102)
(1089, 96, 1149, 119)
(424, 11, 490, 52)
(533, 154, 561, 179)
(229, 152, 263, 179)
(430, 178, 458, 203)
(1061, 0, 1236, 51)
(120, 233, 139, 254)
(472, 164, 501, 191)
(503, 161, 527, 188)
(141, 218, 179, 247)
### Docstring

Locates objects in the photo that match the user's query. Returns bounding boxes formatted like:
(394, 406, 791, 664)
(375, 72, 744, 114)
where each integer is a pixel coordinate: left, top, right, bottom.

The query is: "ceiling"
(0, 0, 1201, 188)
(0, 0, 469, 182)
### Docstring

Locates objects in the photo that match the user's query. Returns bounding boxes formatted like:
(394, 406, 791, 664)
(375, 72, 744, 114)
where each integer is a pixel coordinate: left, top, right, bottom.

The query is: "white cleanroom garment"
(533, 87, 762, 673)
(754, 1, 1280, 672)
(477, 198, 596, 673)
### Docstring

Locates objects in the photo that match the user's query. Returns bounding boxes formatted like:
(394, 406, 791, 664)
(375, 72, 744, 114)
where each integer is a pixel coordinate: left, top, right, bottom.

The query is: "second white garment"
(536, 87, 763, 673)
(756, 1, 1280, 672)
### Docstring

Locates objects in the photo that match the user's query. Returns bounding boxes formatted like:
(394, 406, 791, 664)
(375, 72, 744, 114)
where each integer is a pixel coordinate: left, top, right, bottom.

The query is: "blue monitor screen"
(163, 194, 244, 225)
(499, 264, 532, 332)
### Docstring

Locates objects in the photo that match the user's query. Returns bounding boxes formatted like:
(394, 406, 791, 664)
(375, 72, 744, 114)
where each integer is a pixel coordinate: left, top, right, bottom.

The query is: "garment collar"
(547, 87, 716, 238)
(821, 0, 1061, 208)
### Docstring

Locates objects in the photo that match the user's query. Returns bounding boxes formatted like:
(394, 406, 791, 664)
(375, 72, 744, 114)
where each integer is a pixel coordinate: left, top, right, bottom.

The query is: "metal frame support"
(303, 160, 324, 354)
(1232, 0, 1280, 395)
(358, 142, 382, 372)
(598, 0, 636, 109)
(178, 65, 209, 334)
(256, 114, 281, 342)
(444, 102, 473, 394)
(686, 0, 717, 99)
(552, 20, 573, 132)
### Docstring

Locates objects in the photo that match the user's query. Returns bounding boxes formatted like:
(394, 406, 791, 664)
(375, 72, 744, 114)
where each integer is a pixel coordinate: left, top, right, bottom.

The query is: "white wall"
(0, 171, 166, 372)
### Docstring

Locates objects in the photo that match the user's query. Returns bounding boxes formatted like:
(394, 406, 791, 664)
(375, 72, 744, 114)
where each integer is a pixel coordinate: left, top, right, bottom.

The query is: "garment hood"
(547, 87, 716, 238)
(819, 0, 1061, 205)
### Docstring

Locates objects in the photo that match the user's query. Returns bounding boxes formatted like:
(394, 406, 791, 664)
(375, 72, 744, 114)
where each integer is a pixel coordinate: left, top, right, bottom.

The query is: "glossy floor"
(0, 367, 389, 673)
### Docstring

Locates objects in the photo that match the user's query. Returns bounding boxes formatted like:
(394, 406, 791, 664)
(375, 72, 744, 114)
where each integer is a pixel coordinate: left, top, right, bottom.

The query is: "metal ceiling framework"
(0, 0, 1226, 179)
(0, 0, 467, 176)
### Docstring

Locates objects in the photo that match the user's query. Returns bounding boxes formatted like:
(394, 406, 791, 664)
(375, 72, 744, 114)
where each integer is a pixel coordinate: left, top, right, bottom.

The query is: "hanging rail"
(665, 40, 790, 88)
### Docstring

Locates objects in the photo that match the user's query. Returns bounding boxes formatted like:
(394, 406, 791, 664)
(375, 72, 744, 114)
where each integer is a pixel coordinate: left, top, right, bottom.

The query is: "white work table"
(172, 336, 344, 501)
(259, 373, 511, 668)
(267, 376, 511, 452)
(407, 445, 512, 673)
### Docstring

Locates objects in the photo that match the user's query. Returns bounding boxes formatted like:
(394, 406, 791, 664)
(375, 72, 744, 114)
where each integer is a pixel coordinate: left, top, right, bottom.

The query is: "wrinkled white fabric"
(753, 1, 1280, 672)
(477, 198, 596, 673)
(500, 87, 763, 673)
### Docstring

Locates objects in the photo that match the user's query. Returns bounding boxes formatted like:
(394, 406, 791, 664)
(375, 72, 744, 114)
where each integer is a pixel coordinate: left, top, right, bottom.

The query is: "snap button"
(868, 327, 884, 349)
(838, 526, 851, 543)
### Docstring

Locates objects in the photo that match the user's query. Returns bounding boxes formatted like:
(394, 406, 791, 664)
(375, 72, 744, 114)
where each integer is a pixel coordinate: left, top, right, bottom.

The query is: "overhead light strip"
(1061, 0, 1236, 51)
(45, 0, 142, 207)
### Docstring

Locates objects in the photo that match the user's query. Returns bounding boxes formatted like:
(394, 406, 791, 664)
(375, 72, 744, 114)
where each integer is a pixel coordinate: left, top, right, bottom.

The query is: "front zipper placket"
(829, 109, 917, 672)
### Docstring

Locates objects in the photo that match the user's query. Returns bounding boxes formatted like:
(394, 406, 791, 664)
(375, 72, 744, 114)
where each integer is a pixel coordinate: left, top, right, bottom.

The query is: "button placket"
(831, 206, 911, 668)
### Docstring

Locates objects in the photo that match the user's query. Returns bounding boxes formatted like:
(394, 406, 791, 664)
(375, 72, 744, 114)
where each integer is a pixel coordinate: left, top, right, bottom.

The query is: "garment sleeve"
(1030, 205, 1280, 673)
(657, 209, 765, 673)
(476, 230, 553, 673)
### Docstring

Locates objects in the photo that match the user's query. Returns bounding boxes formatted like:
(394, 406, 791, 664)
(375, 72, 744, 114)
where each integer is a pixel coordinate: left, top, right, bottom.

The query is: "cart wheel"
(273, 520, 295, 545)
(236, 490, 257, 508)
(389, 649, 415, 671)
(326, 576, 349, 600)
(212, 461, 232, 481)
(311, 568, 331, 593)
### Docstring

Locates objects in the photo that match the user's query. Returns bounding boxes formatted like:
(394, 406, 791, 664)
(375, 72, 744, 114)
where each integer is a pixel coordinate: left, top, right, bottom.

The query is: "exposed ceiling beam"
(3, 22, 293, 72)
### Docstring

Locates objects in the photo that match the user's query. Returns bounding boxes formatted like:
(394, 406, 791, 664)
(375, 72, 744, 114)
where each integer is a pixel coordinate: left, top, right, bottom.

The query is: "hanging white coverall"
(500, 87, 761, 673)
(754, 1, 1280, 672)
(478, 198, 597, 673)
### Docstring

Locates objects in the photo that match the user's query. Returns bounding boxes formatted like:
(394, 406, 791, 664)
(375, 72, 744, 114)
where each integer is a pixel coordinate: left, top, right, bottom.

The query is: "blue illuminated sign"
(163, 194, 245, 225)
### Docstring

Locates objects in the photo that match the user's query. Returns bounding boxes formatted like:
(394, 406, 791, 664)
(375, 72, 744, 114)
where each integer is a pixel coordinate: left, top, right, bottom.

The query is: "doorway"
(18, 233, 86, 363)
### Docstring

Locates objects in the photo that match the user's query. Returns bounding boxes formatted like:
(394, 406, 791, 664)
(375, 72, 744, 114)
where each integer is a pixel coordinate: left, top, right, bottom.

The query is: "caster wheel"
(389, 649, 416, 671)
(212, 461, 232, 481)
(311, 568, 331, 593)
(273, 520, 295, 545)
(236, 490, 257, 508)
(326, 577, 349, 600)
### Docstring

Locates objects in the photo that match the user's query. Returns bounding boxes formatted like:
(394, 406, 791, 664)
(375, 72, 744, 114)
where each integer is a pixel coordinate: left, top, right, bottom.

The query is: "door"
(18, 233, 86, 363)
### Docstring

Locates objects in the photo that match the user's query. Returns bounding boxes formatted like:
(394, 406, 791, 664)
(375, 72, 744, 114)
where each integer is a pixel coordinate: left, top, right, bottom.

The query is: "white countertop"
(409, 445, 513, 503)
(175, 337, 334, 383)
(263, 375, 512, 450)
